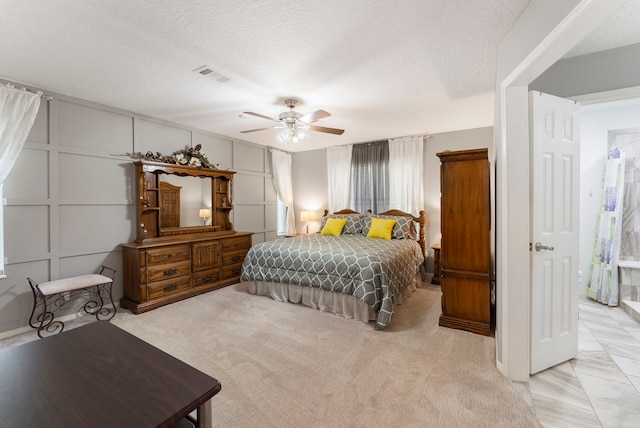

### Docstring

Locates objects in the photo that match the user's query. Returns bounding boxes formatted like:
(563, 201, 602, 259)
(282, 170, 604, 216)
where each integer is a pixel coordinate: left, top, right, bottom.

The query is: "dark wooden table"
(0, 321, 221, 427)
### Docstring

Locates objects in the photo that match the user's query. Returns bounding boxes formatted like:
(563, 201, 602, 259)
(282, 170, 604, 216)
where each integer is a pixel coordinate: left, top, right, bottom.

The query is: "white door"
(530, 91, 580, 375)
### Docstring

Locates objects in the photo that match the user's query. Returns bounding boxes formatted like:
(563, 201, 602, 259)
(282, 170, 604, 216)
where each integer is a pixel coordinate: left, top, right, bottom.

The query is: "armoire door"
(438, 148, 492, 336)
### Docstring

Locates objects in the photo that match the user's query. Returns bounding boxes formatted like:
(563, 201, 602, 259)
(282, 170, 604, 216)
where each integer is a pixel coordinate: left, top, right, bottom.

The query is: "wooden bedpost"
(417, 210, 426, 257)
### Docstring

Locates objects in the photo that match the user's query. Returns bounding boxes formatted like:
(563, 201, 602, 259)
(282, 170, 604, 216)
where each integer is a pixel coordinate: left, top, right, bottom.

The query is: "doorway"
(495, 0, 635, 381)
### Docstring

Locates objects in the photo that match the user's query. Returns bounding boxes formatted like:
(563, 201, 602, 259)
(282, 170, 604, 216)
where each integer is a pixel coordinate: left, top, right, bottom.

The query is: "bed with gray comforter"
(240, 213, 425, 329)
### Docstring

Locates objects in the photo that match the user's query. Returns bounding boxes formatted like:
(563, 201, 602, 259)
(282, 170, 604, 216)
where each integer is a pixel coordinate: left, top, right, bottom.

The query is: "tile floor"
(530, 297, 640, 428)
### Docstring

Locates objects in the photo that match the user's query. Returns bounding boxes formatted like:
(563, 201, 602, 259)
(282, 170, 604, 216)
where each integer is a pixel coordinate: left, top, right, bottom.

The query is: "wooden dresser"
(437, 148, 493, 336)
(121, 232, 251, 313)
(121, 160, 252, 313)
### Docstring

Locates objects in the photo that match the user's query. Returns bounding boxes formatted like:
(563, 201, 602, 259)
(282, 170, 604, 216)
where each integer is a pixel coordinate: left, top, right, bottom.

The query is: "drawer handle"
(202, 275, 213, 283)
(231, 268, 241, 275)
(163, 268, 178, 276)
(163, 283, 177, 292)
(231, 255, 242, 262)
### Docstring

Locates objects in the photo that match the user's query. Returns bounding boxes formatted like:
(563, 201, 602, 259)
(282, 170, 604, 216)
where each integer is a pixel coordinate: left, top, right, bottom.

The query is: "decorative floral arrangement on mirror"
(126, 144, 220, 169)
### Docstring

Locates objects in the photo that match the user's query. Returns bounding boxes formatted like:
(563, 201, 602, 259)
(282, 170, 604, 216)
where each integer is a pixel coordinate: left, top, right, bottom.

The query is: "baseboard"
(0, 302, 120, 340)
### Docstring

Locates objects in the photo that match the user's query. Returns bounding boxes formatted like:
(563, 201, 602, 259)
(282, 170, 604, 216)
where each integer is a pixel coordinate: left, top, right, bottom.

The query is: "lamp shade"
(300, 211, 315, 222)
(199, 209, 211, 218)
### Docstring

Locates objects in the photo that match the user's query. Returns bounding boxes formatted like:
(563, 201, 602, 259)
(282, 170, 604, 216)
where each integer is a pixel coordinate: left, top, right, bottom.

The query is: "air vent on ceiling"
(193, 65, 230, 83)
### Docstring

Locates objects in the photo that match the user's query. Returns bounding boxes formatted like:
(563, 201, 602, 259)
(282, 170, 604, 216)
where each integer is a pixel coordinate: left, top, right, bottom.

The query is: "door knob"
(534, 242, 554, 252)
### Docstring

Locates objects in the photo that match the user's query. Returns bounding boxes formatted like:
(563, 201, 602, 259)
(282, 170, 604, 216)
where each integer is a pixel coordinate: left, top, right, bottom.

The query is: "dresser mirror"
(134, 160, 235, 242)
(158, 174, 212, 228)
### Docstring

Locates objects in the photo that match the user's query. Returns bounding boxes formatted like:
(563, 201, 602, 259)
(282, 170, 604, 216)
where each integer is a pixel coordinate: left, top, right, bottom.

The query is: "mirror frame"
(134, 160, 235, 242)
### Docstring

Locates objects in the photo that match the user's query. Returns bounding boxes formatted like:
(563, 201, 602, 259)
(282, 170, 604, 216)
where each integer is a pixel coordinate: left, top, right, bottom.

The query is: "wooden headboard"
(322, 208, 427, 256)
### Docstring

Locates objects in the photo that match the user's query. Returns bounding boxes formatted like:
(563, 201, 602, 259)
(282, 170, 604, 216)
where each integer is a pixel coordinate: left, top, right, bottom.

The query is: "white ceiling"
(2, 1, 639, 152)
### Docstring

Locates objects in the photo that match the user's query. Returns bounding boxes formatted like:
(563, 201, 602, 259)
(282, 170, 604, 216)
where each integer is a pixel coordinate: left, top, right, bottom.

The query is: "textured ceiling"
(564, 0, 640, 58)
(1, 1, 638, 152)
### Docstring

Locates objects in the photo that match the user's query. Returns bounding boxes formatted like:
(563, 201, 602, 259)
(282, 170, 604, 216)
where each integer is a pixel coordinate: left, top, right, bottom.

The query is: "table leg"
(196, 399, 212, 428)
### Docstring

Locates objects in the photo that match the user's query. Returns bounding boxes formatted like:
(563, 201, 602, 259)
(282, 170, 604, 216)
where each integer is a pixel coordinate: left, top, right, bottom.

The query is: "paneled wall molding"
(0, 80, 277, 334)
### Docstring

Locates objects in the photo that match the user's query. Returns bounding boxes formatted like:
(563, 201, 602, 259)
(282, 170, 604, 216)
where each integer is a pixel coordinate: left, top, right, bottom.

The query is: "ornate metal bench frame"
(27, 265, 117, 338)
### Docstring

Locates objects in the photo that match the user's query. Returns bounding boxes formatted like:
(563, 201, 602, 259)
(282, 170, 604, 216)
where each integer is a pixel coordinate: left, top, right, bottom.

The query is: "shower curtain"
(586, 149, 626, 306)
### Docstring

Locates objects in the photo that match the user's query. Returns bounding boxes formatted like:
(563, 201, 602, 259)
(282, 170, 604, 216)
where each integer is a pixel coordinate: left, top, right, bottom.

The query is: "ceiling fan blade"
(308, 125, 345, 135)
(301, 109, 330, 123)
(244, 111, 277, 121)
(240, 127, 275, 133)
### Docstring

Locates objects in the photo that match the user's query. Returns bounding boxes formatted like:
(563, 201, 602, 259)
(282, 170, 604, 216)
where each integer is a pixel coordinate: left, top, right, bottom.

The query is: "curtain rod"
(1, 82, 53, 101)
(268, 148, 295, 157)
(25, 87, 53, 101)
(388, 133, 429, 140)
(354, 133, 428, 147)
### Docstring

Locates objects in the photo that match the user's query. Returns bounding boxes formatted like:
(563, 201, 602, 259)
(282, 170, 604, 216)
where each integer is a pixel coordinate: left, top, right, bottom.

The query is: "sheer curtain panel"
(350, 141, 389, 214)
(0, 84, 42, 276)
(0, 85, 41, 183)
(270, 149, 297, 236)
(326, 144, 352, 213)
(388, 135, 424, 215)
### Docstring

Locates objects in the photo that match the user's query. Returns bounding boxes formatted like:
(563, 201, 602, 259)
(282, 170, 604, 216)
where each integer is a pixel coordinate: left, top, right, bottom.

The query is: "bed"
(240, 209, 426, 329)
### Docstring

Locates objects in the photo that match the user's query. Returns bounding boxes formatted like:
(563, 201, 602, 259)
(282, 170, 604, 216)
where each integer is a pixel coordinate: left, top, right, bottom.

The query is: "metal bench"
(27, 265, 117, 338)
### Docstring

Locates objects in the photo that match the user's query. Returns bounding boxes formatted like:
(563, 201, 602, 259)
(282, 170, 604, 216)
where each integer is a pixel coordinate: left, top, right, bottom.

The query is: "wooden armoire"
(437, 148, 493, 336)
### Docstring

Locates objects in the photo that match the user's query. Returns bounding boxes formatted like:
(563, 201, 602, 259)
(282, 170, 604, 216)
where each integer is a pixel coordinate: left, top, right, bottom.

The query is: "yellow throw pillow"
(321, 218, 348, 236)
(367, 218, 397, 240)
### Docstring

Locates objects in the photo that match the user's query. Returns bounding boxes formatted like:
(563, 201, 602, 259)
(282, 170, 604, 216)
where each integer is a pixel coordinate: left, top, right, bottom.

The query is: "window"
(276, 197, 288, 236)
(349, 141, 389, 214)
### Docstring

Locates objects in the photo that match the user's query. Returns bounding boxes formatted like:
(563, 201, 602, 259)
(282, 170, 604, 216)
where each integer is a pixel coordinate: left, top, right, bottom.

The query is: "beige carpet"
(101, 282, 540, 428)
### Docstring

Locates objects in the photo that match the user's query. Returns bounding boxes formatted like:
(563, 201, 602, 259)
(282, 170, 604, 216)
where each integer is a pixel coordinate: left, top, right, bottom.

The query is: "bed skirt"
(245, 273, 421, 324)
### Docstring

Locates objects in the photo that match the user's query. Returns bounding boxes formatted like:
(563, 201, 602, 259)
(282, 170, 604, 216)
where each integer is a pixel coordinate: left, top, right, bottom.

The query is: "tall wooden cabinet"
(121, 160, 252, 314)
(437, 148, 493, 336)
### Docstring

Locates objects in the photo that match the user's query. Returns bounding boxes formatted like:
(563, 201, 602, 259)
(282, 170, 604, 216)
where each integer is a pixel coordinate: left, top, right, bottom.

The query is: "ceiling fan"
(241, 99, 345, 140)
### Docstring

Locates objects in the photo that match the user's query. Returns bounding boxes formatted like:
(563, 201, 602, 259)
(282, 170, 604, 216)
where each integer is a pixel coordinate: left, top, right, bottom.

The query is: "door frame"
(495, 0, 628, 381)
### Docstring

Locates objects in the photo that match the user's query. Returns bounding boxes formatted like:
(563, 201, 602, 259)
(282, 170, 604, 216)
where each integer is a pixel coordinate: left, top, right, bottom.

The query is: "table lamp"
(300, 210, 315, 234)
(199, 209, 211, 225)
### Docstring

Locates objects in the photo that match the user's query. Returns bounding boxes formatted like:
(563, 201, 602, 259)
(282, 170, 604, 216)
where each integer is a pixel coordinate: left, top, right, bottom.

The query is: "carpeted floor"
(111, 281, 541, 427)
(1, 281, 541, 427)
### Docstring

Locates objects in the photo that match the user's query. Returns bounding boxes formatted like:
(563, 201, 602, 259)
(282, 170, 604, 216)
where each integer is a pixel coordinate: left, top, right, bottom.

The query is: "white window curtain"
(388, 135, 424, 215)
(0, 84, 42, 276)
(0, 85, 41, 183)
(270, 149, 296, 236)
(326, 144, 352, 213)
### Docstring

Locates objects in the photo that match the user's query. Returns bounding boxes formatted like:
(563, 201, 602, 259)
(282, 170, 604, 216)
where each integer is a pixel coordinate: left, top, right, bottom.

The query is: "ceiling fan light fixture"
(279, 125, 304, 146)
(242, 98, 344, 138)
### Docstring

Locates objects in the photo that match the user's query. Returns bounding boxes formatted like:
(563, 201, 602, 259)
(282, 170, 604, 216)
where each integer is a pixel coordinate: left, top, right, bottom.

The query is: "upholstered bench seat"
(37, 274, 113, 296)
(28, 266, 117, 338)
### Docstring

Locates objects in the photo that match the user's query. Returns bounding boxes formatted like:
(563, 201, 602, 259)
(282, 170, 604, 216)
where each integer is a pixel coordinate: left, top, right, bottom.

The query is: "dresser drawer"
(221, 236, 251, 252)
(147, 275, 191, 300)
(146, 245, 190, 266)
(193, 268, 220, 287)
(221, 263, 243, 280)
(222, 249, 247, 266)
(146, 260, 191, 283)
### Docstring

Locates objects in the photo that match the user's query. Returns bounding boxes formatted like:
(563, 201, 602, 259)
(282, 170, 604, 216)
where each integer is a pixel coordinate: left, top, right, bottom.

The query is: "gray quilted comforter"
(240, 234, 424, 329)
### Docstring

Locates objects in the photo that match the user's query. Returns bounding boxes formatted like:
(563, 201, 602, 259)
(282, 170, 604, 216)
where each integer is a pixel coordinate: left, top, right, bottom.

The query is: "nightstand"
(431, 243, 441, 285)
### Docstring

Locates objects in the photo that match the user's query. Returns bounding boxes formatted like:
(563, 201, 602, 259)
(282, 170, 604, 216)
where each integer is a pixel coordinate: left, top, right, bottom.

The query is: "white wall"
(424, 127, 493, 271)
(531, 43, 640, 98)
(292, 149, 328, 234)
